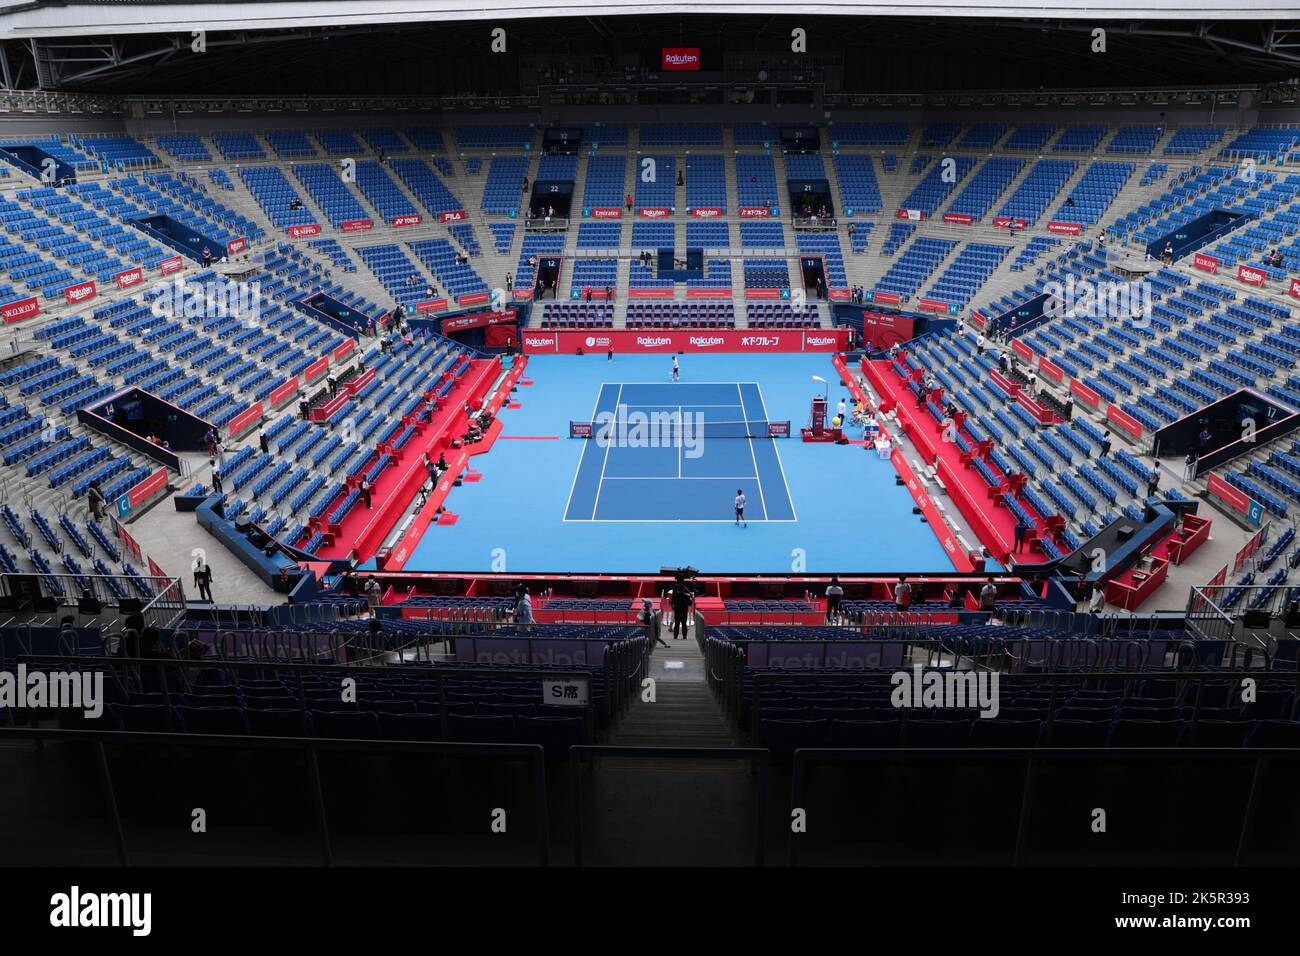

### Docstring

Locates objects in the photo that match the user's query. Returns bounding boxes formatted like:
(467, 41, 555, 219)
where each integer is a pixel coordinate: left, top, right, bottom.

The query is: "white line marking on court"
(589, 383, 623, 520)
(738, 382, 770, 521)
(677, 403, 683, 479)
(754, 379, 798, 522)
(562, 381, 613, 520)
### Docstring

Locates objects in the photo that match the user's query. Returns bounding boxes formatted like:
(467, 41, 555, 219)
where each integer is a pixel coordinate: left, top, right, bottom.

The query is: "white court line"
(562, 381, 614, 520)
(738, 382, 770, 520)
(589, 383, 623, 519)
(753, 379, 798, 522)
(601, 476, 761, 480)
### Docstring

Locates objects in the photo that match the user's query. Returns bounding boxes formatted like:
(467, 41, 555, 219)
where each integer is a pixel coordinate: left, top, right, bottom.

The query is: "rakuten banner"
(226, 237, 246, 255)
(691, 207, 724, 218)
(1290, 278, 1300, 299)
(115, 267, 143, 289)
(661, 47, 701, 70)
(639, 207, 671, 218)
(523, 328, 847, 354)
(64, 279, 96, 305)
(1237, 264, 1266, 287)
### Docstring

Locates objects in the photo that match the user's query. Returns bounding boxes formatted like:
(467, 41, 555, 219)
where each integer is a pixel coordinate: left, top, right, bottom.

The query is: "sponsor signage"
(1106, 404, 1143, 439)
(1237, 264, 1266, 287)
(288, 224, 320, 238)
(392, 214, 422, 228)
(115, 267, 143, 289)
(627, 288, 674, 298)
(1207, 472, 1250, 514)
(303, 357, 329, 383)
(942, 212, 973, 225)
(970, 311, 987, 329)
(457, 291, 491, 306)
(416, 298, 448, 313)
(744, 288, 782, 299)
(64, 280, 96, 305)
(443, 309, 517, 333)
(1012, 338, 1035, 362)
(895, 208, 923, 221)
(227, 402, 263, 436)
(827, 289, 851, 301)
(523, 328, 847, 354)
(1289, 277, 1300, 299)
(1069, 379, 1101, 408)
(333, 339, 357, 362)
(993, 217, 1026, 229)
(1, 296, 39, 324)
(638, 207, 671, 218)
(1193, 252, 1219, 273)
(269, 378, 300, 406)
(160, 255, 184, 275)
(226, 237, 246, 255)
(872, 290, 901, 305)
(918, 298, 948, 313)
(691, 207, 724, 218)
(1046, 221, 1081, 235)
(661, 47, 701, 71)
(439, 210, 467, 223)
(738, 207, 772, 218)
(570, 422, 594, 438)
(127, 467, 168, 507)
(1038, 357, 1064, 382)
(341, 219, 373, 232)
(686, 288, 732, 298)
(589, 207, 622, 219)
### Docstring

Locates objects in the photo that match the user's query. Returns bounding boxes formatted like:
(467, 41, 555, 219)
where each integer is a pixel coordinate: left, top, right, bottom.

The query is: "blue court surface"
(564, 381, 794, 521)
(405, 353, 954, 573)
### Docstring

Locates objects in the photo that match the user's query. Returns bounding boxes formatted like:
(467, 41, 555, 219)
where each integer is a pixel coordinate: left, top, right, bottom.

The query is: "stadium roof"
(0, 0, 1294, 40)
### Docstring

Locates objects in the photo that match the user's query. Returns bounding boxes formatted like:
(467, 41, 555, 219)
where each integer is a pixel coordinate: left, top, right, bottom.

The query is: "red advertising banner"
(892, 447, 973, 572)
(872, 290, 902, 305)
(333, 339, 357, 362)
(1106, 404, 1143, 439)
(269, 378, 300, 406)
(512, 288, 534, 301)
(1235, 526, 1267, 569)
(227, 402, 263, 436)
(392, 214, 422, 228)
(288, 224, 321, 238)
(895, 208, 924, 221)
(303, 357, 329, 383)
(160, 255, 184, 275)
(738, 207, 773, 218)
(114, 518, 142, 563)
(1038, 357, 1064, 383)
(1012, 338, 1035, 362)
(1290, 277, 1300, 299)
(1, 296, 39, 324)
(827, 289, 851, 301)
(638, 207, 671, 218)
(860, 310, 915, 351)
(147, 556, 167, 580)
(1047, 221, 1081, 235)
(341, 219, 374, 233)
(227, 237, 246, 255)
(457, 291, 491, 306)
(745, 288, 782, 299)
(115, 267, 143, 289)
(993, 217, 1026, 229)
(523, 328, 847, 354)
(127, 467, 168, 507)
(628, 288, 674, 298)
(1208, 564, 1229, 588)
(918, 298, 949, 313)
(416, 298, 448, 314)
(1237, 264, 1266, 287)
(942, 212, 973, 225)
(662, 47, 701, 70)
(64, 279, 96, 306)
(439, 210, 467, 223)
(1207, 472, 1250, 514)
(691, 207, 724, 218)
(588, 207, 622, 219)
(1069, 378, 1101, 409)
(686, 288, 732, 298)
(443, 309, 517, 333)
(970, 311, 987, 329)
(1193, 252, 1220, 274)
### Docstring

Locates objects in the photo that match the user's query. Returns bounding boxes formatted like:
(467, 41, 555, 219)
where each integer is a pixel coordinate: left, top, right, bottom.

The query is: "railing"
(0, 571, 183, 624)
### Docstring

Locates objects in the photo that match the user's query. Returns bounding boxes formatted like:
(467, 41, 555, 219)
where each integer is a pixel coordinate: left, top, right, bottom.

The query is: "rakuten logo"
(807, 335, 836, 346)
(65, 282, 96, 303)
(525, 335, 555, 347)
(689, 336, 725, 348)
(636, 336, 673, 348)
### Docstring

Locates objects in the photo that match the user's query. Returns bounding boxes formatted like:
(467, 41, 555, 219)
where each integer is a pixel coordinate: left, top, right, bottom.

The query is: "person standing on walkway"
(825, 575, 844, 623)
(670, 583, 693, 640)
(639, 598, 669, 648)
(1013, 518, 1029, 554)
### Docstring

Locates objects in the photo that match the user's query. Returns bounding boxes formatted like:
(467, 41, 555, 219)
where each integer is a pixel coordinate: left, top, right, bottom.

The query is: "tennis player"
(734, 488, 747, 527)
(671, 355, 680, 382)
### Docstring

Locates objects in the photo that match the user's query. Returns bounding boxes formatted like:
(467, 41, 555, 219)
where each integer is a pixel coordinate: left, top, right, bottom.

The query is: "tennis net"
(570, 419, 791, 439)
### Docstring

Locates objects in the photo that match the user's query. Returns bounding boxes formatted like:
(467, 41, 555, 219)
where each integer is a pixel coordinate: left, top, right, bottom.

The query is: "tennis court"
(564, 381, 796, 521)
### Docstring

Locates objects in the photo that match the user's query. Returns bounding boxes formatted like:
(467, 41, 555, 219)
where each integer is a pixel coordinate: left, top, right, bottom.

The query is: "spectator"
(978, 578, 998, 613)
(366, 578, 383, 610)
(1063, 393, 1074, 421)
(1013, 518, 1029, 553)
(193, 557, 214, 603)
(359, 475, 372, 509)
(516, 586, 534, 624)
(669, 582, 692, 639)
(1099, 430, 1112, 457)
(1184, 448, 1199, 480)
(1147, 467, 1160, 499)
(210, 465, 222, 494)
(825, 575, 844, 623)
(894, 576, 912, 613)
(639, 598, 669, 649)
(87, 480, 107, 521)
(258, 426, 269, 454)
